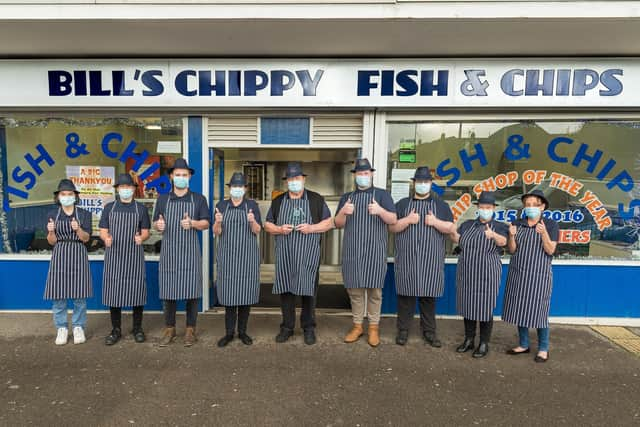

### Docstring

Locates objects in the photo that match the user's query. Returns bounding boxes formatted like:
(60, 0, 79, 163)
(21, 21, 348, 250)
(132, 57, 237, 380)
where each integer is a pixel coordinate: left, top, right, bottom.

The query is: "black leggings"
(224, 305, 251, 335)
(463, 318, 494, 343)
(163, 299, 199, 328)
(110, 306, 144, 331)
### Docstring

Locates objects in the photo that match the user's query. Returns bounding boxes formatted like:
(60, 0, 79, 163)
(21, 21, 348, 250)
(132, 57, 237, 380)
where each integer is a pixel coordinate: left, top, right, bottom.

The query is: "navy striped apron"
(394, 198, 445, 297)
(502, 223, 553, 328)
(102, 201, 146, 307)
(158, 194, 202, 300)
(215, 201, 260, 306)
(44, 208, 93, 300)
(456, 221, 502, 321)
(273, 194, 321, 296)
(342, 189, 387, 289)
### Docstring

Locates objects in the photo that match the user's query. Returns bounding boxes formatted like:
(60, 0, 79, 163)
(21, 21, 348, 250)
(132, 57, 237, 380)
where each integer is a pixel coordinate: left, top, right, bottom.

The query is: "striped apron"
(273, 194, 321, 297)
(215, 201, 260, 306)
(158, 194, 202, 300)
(102, 201, 146, 307)
(502, 224, 553, 328)
(44, 208, 93, 300)
(394, 198, 446, 297)
(342, 189, 387, 289)
(455, 221, 502, 321)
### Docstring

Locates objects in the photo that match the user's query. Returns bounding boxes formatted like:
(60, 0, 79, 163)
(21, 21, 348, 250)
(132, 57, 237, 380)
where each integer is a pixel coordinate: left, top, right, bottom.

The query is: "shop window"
(0, 116, 183, 256)
(386, 120, 640, 260)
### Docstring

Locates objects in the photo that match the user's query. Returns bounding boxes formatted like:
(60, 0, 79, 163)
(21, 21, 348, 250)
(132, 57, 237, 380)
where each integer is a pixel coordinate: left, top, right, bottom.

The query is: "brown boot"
(159, 327, 176, 347)
(184, 327, 197, 347)
(368, 324, 380, 347)
(344, 323, 364, 343)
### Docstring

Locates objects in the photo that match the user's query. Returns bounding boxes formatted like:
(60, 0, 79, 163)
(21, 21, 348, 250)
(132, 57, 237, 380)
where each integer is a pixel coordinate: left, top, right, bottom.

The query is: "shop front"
(0, 59, 638, 323)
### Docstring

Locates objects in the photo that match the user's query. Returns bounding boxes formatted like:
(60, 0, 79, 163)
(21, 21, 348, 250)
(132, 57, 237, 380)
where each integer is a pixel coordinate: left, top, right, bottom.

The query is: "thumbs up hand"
(509, 223, 518, 237)
(181, 212, 192, 230)
(425, 210, 436, 227)
(368, 198, 382, 216)
(156, 214, 166, 232)
(535, 220, 547, 236)
(247, 209, 255, 224)
(484, 224, 495, 240)
(70, 217, 79, 231)
(407, 209, 420, 225)
(342, 198, 354, 216)
(47, 218, 56, 233)
(134, 232, 142, 246)
(214, 208, 223, 224)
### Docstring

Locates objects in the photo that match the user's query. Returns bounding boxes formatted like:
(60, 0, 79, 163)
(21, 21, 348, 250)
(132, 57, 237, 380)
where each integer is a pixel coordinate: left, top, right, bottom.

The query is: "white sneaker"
(73, 326, 86, 344)
(55, 327, 68, 345)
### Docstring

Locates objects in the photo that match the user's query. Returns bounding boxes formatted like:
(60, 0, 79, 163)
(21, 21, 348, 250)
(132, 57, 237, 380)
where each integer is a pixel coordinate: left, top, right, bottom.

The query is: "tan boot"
(368, 324, 380, 347)
(184, 327, 198, 347)
(159, 327, 176, 347)
(344, 323, 364, 343)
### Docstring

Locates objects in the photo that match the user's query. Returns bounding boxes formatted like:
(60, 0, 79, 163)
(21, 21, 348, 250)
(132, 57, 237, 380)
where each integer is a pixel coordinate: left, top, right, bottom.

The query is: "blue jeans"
(52, 299, 87, 329)
(518, 326, 550, 352)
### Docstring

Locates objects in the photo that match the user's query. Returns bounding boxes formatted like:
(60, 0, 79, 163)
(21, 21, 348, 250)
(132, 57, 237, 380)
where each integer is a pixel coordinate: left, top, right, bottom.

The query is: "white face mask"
(173, 176, 189, 189)
(355, 175, 371, 188)
(288, 180, 304, 193)
(59, 195, 75, 207)
(230, 187, 245, 199)
(415, 182, 431, 195)
(118, 188, 134, 200)
(477, 208, 494, 221)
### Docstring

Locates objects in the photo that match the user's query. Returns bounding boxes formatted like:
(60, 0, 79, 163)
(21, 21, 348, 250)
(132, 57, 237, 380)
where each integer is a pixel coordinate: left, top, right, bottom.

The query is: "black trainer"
(132, 329, 146, 343)
(472, 342, 489, 358)
(275, 328, 293, 343)
(238, 333, 253, 345)
(217, 334, 234, 348)
(395, 330, 409, 346)
(456, 337, 475, 353)
(423, 332, 442, 348)
(303, 329, 316, 345)
(105, 328, 122, 346)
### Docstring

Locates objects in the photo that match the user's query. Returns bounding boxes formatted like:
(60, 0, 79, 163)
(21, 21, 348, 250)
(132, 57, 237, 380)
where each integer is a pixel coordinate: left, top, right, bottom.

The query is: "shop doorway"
(208, 147, 359, 309)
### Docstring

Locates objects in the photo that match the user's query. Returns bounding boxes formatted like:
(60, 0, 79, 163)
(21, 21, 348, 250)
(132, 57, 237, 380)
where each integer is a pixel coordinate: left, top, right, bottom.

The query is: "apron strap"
(108, 200, 117, 230)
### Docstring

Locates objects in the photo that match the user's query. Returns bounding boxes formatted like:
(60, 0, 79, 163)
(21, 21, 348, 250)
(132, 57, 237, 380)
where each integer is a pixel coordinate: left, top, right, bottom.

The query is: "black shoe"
(534, 352, 549, 363)
(395, 330, 409, 346)
(456, 337, 475, 353)
(238, 333, 253, 346)
(472, 342, 489, 358)
(275, 328, 293, 343)
(423, 332, 442, 348)
(132, 329, 146, 343)
(105, 328, 121, 346)
(217, 334, 234, 348)
(506, 347, 531, 355)
(303, 329, 316, 345)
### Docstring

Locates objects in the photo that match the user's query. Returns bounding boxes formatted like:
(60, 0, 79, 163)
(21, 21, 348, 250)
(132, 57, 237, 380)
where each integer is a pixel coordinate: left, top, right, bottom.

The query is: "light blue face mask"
(477, 208, 494, 221)
(230, 187, 245, 199)
(355, 175, 371, 188)
(59, 195, 75, 207)
(118, 188, 134, 200)
(524, 206, 541, 219)
(288, 180, 303, 193)
(173, 176, 189, 189)
(415, 182, 431, 195)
